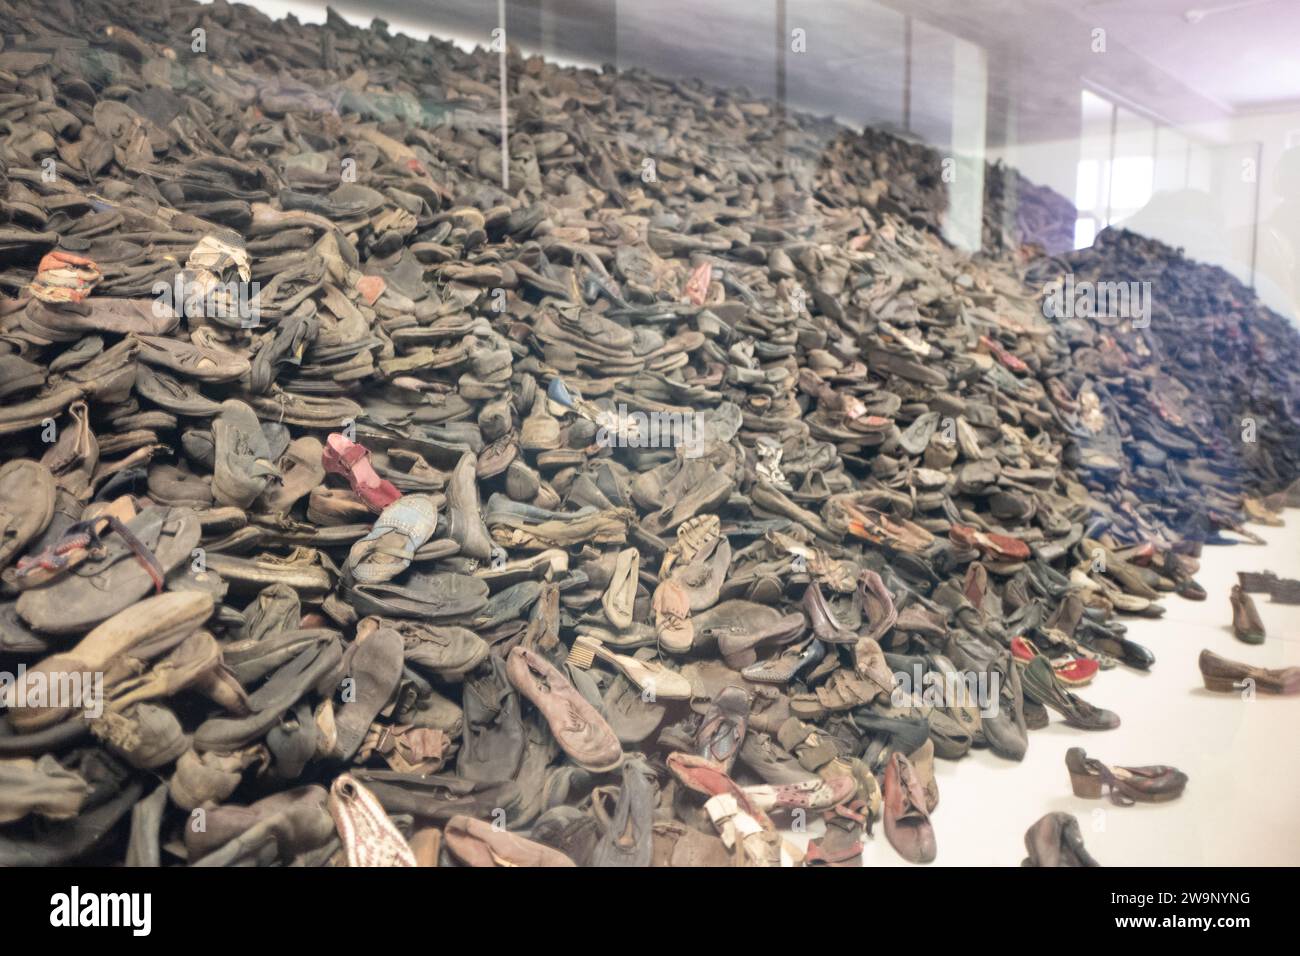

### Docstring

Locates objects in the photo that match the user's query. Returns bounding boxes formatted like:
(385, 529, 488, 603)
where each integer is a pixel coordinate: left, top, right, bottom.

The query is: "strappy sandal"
(1065, 747, 1188, 806)
(741, 774, 856, 813)
(659, 514, 720, 577)
(665, 752, 773, 830)
(345, 495, 439, 585)
(13, 512, 164, 592)
(805, 800, 868, 866)
(322, 433, 401, 513)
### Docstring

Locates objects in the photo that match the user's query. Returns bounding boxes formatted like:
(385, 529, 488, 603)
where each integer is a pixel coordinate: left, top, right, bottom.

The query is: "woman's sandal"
(322, 433, 401, 513)
(1065, 747, 1188, 806)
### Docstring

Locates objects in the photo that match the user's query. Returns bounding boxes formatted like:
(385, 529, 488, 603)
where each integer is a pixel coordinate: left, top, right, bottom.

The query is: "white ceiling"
(1063, 0, 1300, 113)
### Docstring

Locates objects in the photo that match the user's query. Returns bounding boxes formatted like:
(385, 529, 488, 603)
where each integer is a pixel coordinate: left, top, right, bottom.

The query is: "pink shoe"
(322, 433, 401, 513)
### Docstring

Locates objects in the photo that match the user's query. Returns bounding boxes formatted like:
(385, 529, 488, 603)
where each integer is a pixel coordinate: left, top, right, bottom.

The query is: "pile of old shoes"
(1033, 228, 1300, 533)
(0, 0, 1294, 869)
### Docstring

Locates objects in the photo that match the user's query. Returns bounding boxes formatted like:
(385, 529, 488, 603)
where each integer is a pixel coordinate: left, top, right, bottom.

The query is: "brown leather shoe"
(802, 581, 858, 644)
(505, 646, 623, 771)
(857, 570, 898, 641)
(444, 814, 576, 867)
(1065, 747, 1187, 805)
(883, 751, 936, 864)
(7, 591, 214, 732)
(1199, 648, 1299, 695)
(1022, 812, 1100, 866)
(695, 685, 750, 771)
(1229, 586, 1265, 645)
(651, 819, 733, 866)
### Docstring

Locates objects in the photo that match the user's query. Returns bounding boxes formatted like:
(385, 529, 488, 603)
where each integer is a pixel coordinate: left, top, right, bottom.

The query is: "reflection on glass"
(1111, 156, 1154, 215)
(1074, 217, 1097, 250)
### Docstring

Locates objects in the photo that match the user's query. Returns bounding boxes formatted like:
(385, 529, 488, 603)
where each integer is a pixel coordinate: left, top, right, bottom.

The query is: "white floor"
(798, 510, 1300, 866)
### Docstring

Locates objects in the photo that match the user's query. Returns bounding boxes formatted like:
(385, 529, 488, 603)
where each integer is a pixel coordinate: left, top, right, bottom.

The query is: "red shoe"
(979, 335, 1029, 374)
(1010, 635, 1037, 665)
(665, 752, 773, 830)
(949, 525, 1031, 561)
(1011, 636, 1098, 686)
(31, 251, 102, 304)
(356, 275, 385, 306)
(322, 433, 401, 513)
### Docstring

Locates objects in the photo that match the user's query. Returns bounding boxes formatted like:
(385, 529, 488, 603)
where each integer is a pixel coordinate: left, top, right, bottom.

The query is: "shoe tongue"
(898, 764, 928, 815)
(249, 458, 280, 480)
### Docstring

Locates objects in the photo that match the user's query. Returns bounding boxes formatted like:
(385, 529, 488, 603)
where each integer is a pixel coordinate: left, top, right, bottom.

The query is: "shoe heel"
(1202, 676, 1237, 693)
(1069, 771, 1103, 799)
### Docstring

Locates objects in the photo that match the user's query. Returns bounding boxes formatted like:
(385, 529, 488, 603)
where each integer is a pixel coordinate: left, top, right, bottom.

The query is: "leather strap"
(1085, 757, 1137, 807)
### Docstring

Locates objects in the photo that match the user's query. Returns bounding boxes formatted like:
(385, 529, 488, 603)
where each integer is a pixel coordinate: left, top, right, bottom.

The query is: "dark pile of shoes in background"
(0, 0, 1297, 868)
(983, 161, 1078, 256)
(1030, 228, 1300, 530)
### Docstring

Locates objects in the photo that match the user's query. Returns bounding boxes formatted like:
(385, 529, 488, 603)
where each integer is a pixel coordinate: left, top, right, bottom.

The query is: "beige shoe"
(168, 746, 267, 810)
(260, 436, 325, 515)
(0, 459, 56, 570)
(506, 645, 623, 772)
(104, 630, 223, 712)
(307, 485, 373, 525)
(568, 635, 692, 699)
(0, 755, 90, 824)
(653, 580, 694, 653)
(7, 591, 214, 733)
(703, 793, 800, 867)
(520, 388, 561, 450)
(602, 546, 640, 630)
(409, 827, 442, 867)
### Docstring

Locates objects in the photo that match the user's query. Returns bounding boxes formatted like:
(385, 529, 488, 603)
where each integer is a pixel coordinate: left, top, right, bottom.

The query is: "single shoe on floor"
(1229, 585, 1265, 644)
(1021, 812, 1101, 867)
(1199, 648, 1300, 695)
(1065, 747, 1188, 805)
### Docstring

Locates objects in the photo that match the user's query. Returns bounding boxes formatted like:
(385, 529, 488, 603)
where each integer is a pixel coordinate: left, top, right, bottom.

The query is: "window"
(1074, 91, 1156, 245)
